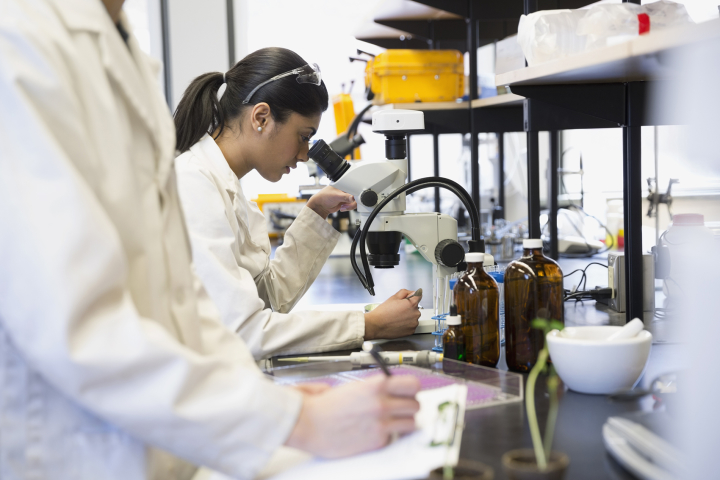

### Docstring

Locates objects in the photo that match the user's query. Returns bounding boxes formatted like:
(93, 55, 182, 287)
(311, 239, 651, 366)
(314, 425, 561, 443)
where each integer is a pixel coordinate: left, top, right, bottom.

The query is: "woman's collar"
(191, 134, 240, 193)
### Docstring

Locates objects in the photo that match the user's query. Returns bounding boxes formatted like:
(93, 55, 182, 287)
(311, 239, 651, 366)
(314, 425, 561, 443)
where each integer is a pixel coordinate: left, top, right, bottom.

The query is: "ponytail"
(173, 72, 226, 153)
(174, 47, 329, 153)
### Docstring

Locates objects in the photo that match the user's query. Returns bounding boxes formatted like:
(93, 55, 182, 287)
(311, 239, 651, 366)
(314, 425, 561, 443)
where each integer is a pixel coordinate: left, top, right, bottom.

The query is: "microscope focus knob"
(435, 239, 465, 268)
(360, 189, 379, 207)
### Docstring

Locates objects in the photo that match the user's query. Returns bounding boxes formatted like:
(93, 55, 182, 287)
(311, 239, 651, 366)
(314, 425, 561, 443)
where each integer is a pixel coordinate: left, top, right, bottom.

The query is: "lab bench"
(270, 309, 680, 480)
(276, 253, 680, 479)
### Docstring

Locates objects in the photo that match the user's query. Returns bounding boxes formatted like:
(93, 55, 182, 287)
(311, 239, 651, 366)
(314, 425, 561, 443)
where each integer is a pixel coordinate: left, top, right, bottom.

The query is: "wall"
(167, 0, 229, 110)
(237, 0, 387, 200)
(562, 125, 720, 250)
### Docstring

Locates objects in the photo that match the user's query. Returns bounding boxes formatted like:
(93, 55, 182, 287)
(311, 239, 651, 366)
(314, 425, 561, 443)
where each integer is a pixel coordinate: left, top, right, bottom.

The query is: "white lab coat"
(0, 1, 300, 479)
(175, 135, 365, 360)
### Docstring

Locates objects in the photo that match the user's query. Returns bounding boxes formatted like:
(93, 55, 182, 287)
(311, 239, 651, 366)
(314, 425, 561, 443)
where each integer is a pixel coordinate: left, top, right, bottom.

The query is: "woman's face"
(255, 111, 321, 182)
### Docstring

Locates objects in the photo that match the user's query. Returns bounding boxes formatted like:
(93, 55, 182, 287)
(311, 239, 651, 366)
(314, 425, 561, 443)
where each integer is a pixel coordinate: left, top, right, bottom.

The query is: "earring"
(257, 126, 263, 132)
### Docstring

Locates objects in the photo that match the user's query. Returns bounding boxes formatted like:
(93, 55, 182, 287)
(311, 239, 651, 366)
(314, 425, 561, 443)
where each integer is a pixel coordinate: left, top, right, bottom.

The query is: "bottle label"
(498, 282, 505, 346)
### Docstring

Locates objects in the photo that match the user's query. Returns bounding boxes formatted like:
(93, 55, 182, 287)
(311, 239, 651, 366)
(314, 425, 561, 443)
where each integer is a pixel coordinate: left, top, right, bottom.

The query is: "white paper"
(261, 384, 468, 480)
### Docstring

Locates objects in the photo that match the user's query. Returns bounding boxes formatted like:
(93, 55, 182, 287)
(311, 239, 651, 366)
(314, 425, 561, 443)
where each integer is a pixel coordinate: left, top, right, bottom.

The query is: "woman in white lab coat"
(0, 2, 421, 478)
(173, 47, 421, 360)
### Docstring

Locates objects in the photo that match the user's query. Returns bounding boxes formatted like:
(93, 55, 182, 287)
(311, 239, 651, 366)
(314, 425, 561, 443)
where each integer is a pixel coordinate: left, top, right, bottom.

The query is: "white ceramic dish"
(546, 326, 652, 395)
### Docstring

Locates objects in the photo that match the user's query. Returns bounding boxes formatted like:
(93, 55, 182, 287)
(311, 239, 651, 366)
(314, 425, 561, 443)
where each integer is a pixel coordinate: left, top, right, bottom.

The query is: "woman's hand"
(306, 186, 357, 220)
(364, 289, 422, 340)
(285, 375, 421, 458)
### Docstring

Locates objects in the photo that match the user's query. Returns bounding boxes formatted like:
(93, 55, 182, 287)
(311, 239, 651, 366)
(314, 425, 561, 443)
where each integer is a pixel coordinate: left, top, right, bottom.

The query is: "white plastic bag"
(517, 1, 693, 66)
(576, 3, 645, 50)
(641, 0, 693, 28)
(517, 9, 587, 66)
(577, 1, 692, 50)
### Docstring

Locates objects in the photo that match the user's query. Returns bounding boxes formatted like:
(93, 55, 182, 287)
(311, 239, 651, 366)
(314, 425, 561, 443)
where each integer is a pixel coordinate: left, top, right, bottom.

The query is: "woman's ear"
(250, 103, 272, 133)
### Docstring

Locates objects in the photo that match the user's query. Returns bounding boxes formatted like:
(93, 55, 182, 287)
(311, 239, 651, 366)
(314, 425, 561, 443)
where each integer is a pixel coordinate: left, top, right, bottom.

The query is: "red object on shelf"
(638, 13, 650, 35)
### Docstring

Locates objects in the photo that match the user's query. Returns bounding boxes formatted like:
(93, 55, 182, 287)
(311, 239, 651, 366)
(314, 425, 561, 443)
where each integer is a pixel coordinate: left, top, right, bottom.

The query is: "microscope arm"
(383, 213, 459, 273)
(333, 161, 403, 206)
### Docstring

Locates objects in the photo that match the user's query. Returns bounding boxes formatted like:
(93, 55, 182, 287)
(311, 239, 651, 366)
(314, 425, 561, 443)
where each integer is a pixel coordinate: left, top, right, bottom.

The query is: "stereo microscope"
(308, 110, 483, 312)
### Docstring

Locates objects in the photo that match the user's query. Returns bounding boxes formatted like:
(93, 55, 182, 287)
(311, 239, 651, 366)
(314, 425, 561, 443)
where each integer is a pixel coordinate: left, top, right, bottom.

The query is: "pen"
(406, 288, 423, 300)
(363, 341, 392, 376)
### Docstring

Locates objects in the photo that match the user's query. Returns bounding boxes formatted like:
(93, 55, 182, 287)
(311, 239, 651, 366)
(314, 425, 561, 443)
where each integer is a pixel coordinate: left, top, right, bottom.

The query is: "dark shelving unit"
(355, 1, 720, 323)
(496, 14, 720, 323)
(357, 0, 592, 249)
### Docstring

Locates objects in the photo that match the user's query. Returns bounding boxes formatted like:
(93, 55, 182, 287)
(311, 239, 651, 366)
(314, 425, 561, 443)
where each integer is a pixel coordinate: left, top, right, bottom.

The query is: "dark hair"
(174, 47, 329, 153)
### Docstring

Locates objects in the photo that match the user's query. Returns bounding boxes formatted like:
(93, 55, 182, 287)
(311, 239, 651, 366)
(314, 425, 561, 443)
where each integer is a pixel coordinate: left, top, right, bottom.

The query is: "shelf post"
(527, 130, 541, 239)
(433, 128, 440, 212)
(623, 122, 644, 324)
(467, 2, 480, 214)
(523, 0, 541, 240)
(497, 132, 505, 214)
(549, 130, 560, 260)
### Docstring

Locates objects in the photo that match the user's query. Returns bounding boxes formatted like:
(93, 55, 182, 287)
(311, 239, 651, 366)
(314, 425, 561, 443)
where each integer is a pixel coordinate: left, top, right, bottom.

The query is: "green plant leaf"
(531, 318, 549, 330)
(526, 349, 550, 470)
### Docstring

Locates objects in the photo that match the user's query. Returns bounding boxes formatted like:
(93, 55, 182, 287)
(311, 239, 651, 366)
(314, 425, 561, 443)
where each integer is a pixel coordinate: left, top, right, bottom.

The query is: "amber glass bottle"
(454, 252, 500, 367)
(504, 239, 564, 373)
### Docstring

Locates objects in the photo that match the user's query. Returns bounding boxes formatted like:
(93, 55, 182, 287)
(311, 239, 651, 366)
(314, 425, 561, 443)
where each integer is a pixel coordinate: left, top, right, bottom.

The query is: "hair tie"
(217, 72, 227, 101)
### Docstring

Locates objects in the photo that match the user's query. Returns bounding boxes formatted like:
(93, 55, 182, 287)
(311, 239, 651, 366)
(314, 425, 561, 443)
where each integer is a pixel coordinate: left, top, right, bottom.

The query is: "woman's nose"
(297, 143, 310, 162)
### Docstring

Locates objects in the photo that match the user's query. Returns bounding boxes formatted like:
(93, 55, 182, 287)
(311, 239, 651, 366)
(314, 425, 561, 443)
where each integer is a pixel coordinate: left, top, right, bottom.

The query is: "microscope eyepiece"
(308, 139, 351, 182)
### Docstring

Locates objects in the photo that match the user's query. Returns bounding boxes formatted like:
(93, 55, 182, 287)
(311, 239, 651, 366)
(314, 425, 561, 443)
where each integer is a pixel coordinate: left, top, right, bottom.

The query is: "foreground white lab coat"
(175, 135, 365, 359)
(0, 1, 300, 479)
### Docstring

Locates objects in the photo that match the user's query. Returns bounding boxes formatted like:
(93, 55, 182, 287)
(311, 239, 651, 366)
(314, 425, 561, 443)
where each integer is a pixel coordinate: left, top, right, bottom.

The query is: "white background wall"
(167, 0, 229, 110)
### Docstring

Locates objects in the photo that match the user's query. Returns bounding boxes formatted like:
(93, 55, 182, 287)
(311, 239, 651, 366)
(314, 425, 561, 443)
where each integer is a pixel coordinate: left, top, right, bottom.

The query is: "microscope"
(308, 110, 483, 312)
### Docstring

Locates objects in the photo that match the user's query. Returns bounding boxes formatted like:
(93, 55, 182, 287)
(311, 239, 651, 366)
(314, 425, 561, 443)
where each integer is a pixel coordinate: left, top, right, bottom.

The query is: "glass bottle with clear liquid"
(454, 252, 500, 367)
(504, 239, 564, 373)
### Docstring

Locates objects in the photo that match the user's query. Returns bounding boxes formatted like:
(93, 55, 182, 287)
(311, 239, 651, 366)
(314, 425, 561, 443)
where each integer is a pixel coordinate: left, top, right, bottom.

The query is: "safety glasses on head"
(242, 63, 321, 104)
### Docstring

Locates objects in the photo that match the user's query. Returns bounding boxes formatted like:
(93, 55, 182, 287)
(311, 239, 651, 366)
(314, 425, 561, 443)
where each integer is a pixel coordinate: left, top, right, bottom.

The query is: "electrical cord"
(563, 262, 609, 302)
(349, 224, 368, 290)
(358, 180, 480, 295)
(564, 287, 612, 302)
(563, 262, 608, 293)
(345, 104, 374, 139)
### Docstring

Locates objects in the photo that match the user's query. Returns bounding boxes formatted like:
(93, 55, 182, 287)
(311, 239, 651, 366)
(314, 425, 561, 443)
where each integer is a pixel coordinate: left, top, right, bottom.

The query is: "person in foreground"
(173, 47, 421, 360)
(0, 1, 420, 479)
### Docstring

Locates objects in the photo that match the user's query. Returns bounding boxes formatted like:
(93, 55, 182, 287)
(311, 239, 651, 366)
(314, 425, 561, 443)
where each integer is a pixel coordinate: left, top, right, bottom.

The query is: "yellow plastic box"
(253, 194, 306, 238)
(365, 49, 465, 104)
(332, 93, 361, 159)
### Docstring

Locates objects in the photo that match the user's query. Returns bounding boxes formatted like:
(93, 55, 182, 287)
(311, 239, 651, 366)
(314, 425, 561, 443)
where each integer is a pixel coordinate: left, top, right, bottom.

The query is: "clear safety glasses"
(242, 63, 322, 104)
